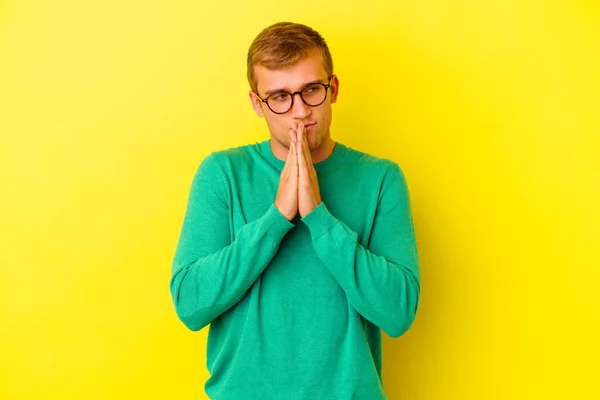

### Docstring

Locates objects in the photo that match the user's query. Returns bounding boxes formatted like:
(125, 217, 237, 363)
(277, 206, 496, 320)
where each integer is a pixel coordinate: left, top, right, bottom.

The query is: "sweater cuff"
(259, 203, 296, 241)
(300, 201, 339, 240)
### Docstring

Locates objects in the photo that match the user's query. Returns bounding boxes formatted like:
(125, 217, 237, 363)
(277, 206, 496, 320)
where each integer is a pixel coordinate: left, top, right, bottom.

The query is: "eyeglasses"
(256, 76, 333, 114)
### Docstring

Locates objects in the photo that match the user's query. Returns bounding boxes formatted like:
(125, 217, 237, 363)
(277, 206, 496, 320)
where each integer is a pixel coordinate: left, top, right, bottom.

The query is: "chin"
(309, 134, 321, 149)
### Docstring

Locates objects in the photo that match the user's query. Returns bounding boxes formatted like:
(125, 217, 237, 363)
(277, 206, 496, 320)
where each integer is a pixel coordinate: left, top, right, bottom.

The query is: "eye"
(270, 93, 289, 102)
(304, 85, 320, 94)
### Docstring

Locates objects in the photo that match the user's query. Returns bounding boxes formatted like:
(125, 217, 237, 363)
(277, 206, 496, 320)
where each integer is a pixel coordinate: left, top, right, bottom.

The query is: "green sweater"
(170, 139, 420, 400)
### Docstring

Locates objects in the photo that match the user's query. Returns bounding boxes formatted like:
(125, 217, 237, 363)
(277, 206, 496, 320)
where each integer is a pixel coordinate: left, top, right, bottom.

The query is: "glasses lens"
(302, 84, 327, 106)
(265, 83, 328, 114)
(267, 93, 292, 114)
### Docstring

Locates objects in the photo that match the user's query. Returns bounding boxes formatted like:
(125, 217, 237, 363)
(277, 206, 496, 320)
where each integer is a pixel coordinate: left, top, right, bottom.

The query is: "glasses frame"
(256, 75, 333, 115)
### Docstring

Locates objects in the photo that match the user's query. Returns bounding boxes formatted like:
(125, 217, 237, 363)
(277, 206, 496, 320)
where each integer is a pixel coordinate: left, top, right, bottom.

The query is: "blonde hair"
(247, 22, 334, 94)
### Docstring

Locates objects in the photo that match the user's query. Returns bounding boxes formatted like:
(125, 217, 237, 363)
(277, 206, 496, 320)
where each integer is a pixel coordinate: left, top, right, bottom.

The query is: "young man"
(170, 22, 421, 400)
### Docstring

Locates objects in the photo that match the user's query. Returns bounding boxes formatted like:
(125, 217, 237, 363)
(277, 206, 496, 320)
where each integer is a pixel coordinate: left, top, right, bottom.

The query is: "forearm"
(171, 204, 294, 331)
(302, 202, 420, 338)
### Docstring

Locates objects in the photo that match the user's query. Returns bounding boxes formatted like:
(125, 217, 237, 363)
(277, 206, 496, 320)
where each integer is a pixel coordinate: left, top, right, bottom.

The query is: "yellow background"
(1, 0, 599, 398)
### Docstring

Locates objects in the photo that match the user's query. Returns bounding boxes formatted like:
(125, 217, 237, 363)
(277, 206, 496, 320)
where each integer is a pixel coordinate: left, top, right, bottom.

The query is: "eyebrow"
(263, 78, 328, 97)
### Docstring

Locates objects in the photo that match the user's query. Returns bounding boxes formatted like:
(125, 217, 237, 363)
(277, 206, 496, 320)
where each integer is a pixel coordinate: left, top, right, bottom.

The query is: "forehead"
(254, 52, 328, 95)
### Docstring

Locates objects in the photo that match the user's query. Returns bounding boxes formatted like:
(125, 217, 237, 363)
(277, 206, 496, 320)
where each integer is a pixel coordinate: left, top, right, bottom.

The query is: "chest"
(225, 165, 382, 248)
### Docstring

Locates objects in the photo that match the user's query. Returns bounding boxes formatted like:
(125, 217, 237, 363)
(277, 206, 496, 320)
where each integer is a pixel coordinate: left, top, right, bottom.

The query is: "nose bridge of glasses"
(289, 90, 311, 115)
(264, 85, 326, 114)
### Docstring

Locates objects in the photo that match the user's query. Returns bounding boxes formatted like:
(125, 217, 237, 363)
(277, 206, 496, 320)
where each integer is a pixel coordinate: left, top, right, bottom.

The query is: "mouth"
(305, 123, 317, 131)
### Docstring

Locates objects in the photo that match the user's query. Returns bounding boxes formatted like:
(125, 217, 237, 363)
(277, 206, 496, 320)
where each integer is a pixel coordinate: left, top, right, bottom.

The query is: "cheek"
(264, 115, 281, 130)
(316, 106, 331, 122)
(265, 116, 293, 139)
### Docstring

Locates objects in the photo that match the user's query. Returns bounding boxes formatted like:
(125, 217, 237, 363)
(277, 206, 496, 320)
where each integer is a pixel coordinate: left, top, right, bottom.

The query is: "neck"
(310, 137, 336, 163)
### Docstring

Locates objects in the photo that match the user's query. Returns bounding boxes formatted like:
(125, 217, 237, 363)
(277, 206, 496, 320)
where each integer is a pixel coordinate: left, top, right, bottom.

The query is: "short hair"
(247, 22, 334, 94)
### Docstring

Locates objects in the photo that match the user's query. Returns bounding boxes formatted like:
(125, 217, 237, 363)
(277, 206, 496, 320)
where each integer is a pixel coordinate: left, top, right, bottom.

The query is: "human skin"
(249, 50, 339, 220)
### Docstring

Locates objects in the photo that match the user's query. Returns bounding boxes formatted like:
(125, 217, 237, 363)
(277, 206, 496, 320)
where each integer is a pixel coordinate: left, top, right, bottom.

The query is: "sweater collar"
(260, 138, 346, 174)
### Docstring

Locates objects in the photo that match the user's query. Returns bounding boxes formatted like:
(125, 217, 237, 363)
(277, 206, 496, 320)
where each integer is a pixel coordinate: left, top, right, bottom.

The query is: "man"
(170, 21, 421, 400)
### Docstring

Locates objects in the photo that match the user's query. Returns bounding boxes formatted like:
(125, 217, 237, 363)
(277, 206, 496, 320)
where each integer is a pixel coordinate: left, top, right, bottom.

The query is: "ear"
(330, 74, 339, 104)
(249, 91, 265, 117)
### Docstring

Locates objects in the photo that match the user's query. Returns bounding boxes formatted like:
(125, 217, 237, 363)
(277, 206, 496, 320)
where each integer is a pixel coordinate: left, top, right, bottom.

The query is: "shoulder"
(190, 144, 254, 198)
(203, 142, 259, 169)
(195, 142, 255, 170)
(341, 143, 404, 178)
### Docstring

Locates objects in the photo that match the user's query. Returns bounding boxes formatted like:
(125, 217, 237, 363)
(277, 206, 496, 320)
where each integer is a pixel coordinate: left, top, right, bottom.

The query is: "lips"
(305, 123, 316, 130)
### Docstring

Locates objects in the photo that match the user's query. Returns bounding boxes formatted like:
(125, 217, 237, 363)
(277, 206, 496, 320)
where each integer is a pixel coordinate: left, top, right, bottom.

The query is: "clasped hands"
(274, 122, 322, 221)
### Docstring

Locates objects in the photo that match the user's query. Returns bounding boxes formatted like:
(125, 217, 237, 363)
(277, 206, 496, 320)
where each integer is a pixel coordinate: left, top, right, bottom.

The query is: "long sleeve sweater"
(170, 138, 421, 400)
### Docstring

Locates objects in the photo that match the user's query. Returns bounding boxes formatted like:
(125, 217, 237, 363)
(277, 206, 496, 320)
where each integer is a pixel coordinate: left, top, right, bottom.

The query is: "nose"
(289, 92, 311, 119)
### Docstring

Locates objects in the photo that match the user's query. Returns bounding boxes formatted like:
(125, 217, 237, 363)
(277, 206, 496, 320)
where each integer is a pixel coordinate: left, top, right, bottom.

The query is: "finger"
(302, 130, 317, 178)
(295, 122, 302, 151)
(302, 124, 309, 152)
(298, 122, 306, 144)
(300, 125, 312, 167)
(294, 123, 301, 144)
(290, 136, 298, 177)
(296, 131, 307, 178)
(289, 125, 297, 144)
